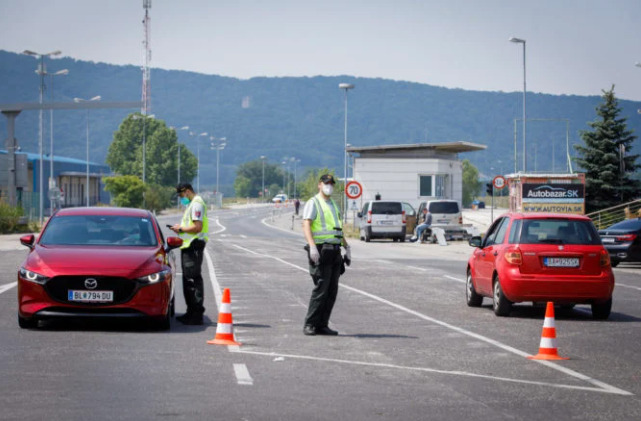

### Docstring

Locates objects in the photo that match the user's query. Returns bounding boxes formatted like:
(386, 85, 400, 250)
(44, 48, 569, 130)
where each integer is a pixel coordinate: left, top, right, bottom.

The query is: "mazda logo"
(84, 278, 98, 290)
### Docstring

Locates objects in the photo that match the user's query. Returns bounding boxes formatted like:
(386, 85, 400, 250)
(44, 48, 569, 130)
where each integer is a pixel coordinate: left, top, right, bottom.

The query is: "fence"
(0, 191, 40, 222)
(586, 199, 641, 229)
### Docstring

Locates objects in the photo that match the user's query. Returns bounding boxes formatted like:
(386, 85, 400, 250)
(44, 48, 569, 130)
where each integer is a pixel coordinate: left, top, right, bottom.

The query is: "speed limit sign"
(493, 176, 506, 190)
(345, 181, 363, 199)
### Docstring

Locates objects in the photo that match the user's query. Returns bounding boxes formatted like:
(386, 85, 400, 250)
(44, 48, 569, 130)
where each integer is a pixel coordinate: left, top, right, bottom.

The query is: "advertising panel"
(522, 183, 584, 203)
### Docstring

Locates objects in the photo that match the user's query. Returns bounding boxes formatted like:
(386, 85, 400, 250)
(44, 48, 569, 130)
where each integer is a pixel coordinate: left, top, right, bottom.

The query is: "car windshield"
(428, 202, 459, 213)
(371, 202, 402, 214)
(519, 219, 601, 245)
(607, 218, 641, 231)
(40, 215, 158, 247)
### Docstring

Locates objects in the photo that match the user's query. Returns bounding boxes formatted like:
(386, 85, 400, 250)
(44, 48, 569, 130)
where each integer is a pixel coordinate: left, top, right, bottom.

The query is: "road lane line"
(617, 283, 641, 292)
(229, 243, 632, 396)
(208, 217, 226, 235)
(0, 282, 17, 295)
(235, 349, 624, 395)
(233, 363, 254, 385)
(444, 275, 466, 284)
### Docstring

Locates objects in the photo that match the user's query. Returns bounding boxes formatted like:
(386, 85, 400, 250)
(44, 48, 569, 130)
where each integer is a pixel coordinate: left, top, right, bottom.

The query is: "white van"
(417, 200, 462, 225)
(357, 201, 406, 242)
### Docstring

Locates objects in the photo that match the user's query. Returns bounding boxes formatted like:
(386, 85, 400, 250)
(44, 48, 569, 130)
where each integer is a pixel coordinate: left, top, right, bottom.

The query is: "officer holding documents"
(302, 174, 351, 336)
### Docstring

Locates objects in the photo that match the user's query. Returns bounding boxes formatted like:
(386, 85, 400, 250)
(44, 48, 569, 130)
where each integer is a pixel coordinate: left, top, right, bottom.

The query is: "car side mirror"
(20, 234, 35, 250)
(166, 236, 183, 250)
(468, 236, 482, 248)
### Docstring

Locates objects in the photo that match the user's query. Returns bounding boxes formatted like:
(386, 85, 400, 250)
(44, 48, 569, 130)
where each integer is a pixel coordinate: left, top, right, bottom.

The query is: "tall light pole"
(169, 125, 189, 185)
(260, 156, 266, 200)
(509, 37, 527, 172)
(73, 96, 101, 206)
(211, 136, 226, 196)
(339, 83, 354, 223)
(194, 132, 208, 192)
(23, 49, 61, 222)
(292, 157, 300, 198)
(47, 69, 68, 214)
(133, 113, 154, 208)
(281, 159, 288, 194)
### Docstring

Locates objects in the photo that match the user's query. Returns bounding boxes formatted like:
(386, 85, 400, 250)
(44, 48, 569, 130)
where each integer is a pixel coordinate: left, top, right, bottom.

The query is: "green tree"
(298, 168, 341, 200)
(462, 159, 482, 207)
(107, 113, 197, 187)
(145, 184, 174, 213)
(234, 159, 289, 198)
(574, 86, 641, 212)
(104, 175, 145, 208)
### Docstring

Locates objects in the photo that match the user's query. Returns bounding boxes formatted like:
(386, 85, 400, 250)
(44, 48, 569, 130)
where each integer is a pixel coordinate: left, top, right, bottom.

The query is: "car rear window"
(519, 219, 601, 245)
(40, 215, 158, 247)
(428, 202, 460, 214)
(371, 202, 402, 214)
(607, 218, 641, 230)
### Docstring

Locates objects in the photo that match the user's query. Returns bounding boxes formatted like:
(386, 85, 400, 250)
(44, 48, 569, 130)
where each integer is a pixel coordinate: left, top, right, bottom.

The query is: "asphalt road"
(1, 205, 641, 420)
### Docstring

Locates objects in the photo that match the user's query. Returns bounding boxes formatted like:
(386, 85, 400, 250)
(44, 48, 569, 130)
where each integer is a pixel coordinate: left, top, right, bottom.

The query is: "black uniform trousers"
(181, 239, 206, 317)
(304, 244, 343, 328)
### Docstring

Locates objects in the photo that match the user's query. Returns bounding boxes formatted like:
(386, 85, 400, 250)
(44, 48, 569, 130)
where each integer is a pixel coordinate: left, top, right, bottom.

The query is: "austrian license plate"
(544, 257, 580, 268)
(68, 290, 114, 302)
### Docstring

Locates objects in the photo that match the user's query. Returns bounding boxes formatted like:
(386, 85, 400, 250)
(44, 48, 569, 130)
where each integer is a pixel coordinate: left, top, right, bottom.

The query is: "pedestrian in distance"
(294, 198, 301, 216)
(302, 174, 351, 336)
(169, 183, 209, 325)
(410, 207, 432, 243)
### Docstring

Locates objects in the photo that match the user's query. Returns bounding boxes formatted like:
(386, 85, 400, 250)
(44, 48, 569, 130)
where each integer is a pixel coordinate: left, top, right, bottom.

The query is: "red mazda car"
(18, 207, 182, 329)
(466, 212, 614, 319)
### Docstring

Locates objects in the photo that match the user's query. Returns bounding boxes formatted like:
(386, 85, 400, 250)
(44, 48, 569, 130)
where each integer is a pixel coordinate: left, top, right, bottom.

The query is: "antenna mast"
(142, 0, 151, 115)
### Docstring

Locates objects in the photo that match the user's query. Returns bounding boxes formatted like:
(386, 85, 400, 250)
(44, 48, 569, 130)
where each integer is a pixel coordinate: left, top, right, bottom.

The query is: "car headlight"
(19, 267, 49, 285)
(137, 269, 171, 284)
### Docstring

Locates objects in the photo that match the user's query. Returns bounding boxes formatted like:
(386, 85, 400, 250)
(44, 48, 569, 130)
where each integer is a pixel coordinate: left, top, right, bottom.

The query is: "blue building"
(1, 150, 111, 215)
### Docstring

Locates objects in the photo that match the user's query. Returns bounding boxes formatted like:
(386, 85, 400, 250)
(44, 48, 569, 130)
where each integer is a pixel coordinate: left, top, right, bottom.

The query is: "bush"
(0, 201, 23, 233)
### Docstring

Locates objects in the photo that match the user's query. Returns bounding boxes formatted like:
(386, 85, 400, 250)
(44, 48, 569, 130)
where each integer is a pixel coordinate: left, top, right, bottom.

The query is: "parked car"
(358, 200, 406, 242)
(598, 218, 641, 267)
(17, 207, 182, 329)
(417, 200, 463, 225)
(466, 212, 614, 319)
(471, 200, 486, 209)
(272, 194, 288, 203)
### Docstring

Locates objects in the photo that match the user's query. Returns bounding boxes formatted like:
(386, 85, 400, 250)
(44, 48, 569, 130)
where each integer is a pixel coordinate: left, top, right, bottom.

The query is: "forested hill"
(2, 49, 640, 194)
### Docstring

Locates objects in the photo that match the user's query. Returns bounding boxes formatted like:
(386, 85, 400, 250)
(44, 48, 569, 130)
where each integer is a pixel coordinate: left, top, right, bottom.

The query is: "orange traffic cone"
(528, 301, 568, 360)
(207, 288, 241, 346)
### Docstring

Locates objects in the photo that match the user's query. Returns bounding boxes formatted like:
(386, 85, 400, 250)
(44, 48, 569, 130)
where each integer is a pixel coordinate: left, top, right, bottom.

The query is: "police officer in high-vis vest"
(302, 174, 351, 336)
(170, 183, 209, 325)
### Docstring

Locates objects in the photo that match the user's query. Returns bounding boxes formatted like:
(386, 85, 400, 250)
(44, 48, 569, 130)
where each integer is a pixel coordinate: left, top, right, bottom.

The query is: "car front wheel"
(466, 271, 483, 307)
(591, 298, 612, 320)
(493, 276, 512, 316)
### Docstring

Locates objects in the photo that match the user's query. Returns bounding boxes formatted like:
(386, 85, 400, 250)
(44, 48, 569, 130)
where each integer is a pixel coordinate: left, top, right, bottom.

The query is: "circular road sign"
(345, 180, 363, 199)
(493, 175, 506, 190)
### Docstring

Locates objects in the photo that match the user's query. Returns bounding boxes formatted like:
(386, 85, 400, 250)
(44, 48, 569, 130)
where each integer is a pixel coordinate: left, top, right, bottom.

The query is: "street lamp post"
(194, 132, 208, 192)
(509, 37, 527, 172)
(339, 83, 355, 223)
(292, 157, 300, 198)
(169, 125, 190, 207)
(73, 96, 101, 206)
(211, 137, 226, 197)
(260, 156, 266, 200)
(47, 69, 68, 213)
(23, 49, 61, 222)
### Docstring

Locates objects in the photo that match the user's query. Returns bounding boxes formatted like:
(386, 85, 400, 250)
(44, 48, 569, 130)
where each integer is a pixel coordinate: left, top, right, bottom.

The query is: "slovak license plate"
(68, 290, 114, 302)
(601, 237, 615, 243)
(544, 257, 579, 268)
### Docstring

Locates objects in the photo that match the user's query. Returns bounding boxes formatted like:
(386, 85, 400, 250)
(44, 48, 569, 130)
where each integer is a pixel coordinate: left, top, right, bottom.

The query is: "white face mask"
(322, 184, 334, 196)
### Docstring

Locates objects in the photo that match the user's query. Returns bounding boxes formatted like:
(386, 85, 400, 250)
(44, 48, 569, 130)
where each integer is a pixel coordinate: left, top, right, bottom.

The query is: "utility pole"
(142, 0, 152, 116)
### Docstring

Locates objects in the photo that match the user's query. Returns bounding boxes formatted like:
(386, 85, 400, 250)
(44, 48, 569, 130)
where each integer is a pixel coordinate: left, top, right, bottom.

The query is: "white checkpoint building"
(346, 141, 486, 209)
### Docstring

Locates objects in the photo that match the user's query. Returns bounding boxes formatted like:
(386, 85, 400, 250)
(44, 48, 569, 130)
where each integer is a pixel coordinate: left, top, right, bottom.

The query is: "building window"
(419, 175, 432, 196)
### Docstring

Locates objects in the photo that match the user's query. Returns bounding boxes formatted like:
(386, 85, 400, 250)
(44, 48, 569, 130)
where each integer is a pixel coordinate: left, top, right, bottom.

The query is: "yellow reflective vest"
(310, 193, 343, 245)
(180, 195, 209, 249)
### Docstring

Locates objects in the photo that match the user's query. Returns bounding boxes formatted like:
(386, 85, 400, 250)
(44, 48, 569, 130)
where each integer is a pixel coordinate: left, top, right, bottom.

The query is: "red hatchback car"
(17, 207, 182, 329)
(466, 212, 614, 319)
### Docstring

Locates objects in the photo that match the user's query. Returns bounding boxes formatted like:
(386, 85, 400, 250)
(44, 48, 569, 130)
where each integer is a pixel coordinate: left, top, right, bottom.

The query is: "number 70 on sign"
(345, 181, 363, 199)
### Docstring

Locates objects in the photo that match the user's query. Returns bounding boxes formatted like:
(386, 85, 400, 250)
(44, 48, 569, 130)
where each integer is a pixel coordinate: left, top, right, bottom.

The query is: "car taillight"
(615, 234, 637, 242)
(367, 210, 372, 224)
(459, 215, 463, 224)
(402, 210, 406, 224)
(600, 250, 611, 267)
(504, 249, 522, 265)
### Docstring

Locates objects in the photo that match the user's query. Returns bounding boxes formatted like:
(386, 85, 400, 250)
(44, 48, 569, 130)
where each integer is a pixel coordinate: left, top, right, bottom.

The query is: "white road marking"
(617, 283, 641, 292)
(260, 215, 296, 234)
(444, 275, 466, 284)
(0, 282, 17, 295)
(208, 217, 226, 235)
(233, 363, 254, 385)
(229, 244, 632, 396)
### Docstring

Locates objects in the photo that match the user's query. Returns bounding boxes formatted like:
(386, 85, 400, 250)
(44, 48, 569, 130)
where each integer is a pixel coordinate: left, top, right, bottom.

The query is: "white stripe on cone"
(539, 337, 557, 349)
(543, 317, 556, 328)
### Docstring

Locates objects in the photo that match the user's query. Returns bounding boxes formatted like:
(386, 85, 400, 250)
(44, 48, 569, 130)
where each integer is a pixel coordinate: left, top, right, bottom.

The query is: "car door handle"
(493, 251, 498, 256)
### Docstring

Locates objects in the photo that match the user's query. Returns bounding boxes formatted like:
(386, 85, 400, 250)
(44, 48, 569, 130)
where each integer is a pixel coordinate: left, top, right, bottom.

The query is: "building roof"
(0, 150, 107, 167)
(346, 141, 486, 154)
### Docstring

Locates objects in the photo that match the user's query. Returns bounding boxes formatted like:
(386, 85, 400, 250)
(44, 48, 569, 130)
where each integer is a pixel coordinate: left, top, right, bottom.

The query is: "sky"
(1, 0, 641, 100)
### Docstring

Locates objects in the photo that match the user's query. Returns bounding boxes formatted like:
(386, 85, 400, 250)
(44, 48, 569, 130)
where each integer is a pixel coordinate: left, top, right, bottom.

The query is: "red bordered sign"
(493, 176, 506, 190)
(345, 181, 363, 199)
